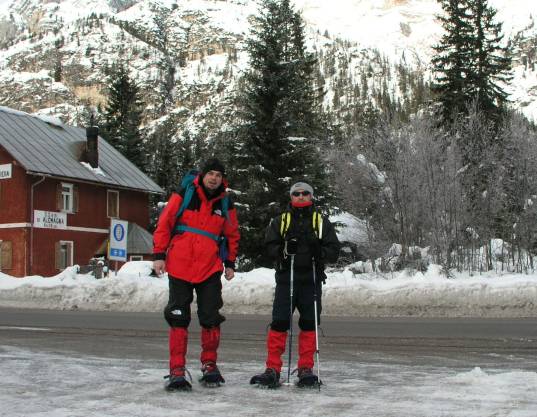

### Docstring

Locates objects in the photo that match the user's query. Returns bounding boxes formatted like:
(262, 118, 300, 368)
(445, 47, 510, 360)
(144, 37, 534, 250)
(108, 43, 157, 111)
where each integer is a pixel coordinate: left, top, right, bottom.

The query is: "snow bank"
(321, 265, 537, 317)
(0, 266, 169, 312)
(1, 264, 537, 317)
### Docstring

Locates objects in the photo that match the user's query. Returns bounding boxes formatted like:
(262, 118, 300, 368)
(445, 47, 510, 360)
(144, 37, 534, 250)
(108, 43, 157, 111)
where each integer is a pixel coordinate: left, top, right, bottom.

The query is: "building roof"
(0, 107, 163, 194)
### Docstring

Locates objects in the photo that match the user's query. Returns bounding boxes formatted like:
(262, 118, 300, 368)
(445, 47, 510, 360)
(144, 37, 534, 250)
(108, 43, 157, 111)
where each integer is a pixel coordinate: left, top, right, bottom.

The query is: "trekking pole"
(312, 260, 321, 391)
(286, 254, 295, 385)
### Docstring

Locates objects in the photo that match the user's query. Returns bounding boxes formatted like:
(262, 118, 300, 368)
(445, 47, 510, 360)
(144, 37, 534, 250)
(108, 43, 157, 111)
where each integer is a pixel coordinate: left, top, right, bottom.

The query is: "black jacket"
(264, 204, 340, 283)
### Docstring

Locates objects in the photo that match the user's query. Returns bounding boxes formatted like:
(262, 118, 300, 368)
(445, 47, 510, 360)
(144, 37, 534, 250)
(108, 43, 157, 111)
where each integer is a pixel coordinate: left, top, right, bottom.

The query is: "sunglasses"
(291, 190, 311, 197)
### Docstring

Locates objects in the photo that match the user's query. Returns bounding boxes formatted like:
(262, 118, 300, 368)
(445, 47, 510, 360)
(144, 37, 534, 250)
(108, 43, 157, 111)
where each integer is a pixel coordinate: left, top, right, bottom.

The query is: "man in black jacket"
(250, 181, 340, 388)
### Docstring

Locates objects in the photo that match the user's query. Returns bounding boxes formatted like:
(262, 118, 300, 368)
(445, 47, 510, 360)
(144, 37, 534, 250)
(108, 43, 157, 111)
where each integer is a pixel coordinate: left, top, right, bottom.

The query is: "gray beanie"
(289, 182, 314, 196)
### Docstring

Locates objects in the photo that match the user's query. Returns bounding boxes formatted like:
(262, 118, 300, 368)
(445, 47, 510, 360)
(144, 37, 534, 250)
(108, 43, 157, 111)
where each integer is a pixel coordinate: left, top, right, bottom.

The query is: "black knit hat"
(201, 158, 226, 176)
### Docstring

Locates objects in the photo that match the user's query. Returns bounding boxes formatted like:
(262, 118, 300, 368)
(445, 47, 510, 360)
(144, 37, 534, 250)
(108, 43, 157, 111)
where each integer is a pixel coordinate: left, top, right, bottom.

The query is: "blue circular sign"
(113, 224, 125, 241)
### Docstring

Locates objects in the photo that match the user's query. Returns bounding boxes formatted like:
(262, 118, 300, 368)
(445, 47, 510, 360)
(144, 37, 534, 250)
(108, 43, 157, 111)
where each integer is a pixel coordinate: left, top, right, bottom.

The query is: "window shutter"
(115, 191, 119, 218)
(1, 241, 12, 270)
(68, 242, 74, 266)
(55, 242, 61, 270)
(107, 190, 119, 218)
(56, 183, 62, 211)
(73, 185, 79, 213)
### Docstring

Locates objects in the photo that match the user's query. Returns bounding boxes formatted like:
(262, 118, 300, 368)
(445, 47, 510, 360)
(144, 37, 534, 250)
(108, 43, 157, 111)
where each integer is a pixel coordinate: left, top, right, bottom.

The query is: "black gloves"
(283, 234, 322, 259)
(284, 238, 298, 256)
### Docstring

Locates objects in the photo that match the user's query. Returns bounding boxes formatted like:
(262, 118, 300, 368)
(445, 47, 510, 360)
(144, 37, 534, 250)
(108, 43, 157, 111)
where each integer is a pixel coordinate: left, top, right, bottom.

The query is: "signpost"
(109, 219, 128, 275)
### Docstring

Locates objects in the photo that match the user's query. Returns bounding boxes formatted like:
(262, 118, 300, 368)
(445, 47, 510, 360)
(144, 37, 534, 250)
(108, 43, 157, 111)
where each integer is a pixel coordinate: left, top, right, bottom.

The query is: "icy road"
(1, 309, 537, 417)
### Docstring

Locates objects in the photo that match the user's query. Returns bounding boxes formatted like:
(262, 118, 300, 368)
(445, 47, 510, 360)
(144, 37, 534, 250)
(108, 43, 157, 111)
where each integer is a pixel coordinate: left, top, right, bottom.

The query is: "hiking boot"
(199, 361, 225, 386)
(296, 367, 319, 388)
(164, 367, 192, 392)
(250, 368, 281, 389)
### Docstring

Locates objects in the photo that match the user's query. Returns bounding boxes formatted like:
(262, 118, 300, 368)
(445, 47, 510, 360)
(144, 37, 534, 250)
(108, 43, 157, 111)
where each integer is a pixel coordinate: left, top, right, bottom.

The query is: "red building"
(0, 107, 163, 277)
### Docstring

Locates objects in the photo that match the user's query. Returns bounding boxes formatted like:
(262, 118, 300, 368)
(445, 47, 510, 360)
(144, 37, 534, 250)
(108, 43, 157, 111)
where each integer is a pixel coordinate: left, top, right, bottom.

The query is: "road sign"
(109, 219, 128, 262)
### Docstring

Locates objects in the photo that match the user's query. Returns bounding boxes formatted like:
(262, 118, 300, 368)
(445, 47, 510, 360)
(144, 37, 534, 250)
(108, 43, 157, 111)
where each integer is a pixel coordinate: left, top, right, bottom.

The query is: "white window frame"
(61, 182, 74, 213)
(129, 255, 143, 261)
(107, 190, 119, 218)
(59, 240, 74, 270)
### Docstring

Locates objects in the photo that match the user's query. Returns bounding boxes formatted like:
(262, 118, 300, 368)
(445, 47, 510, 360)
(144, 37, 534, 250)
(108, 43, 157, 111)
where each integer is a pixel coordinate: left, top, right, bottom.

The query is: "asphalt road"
(1, 307, 536, 371)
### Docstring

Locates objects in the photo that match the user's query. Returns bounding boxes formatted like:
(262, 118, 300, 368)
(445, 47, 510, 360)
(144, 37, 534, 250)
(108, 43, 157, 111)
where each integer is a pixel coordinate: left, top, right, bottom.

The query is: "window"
(107, 190, 119, 218)
(55, 241, 73, 270)
(129, 255, 143, 261)
(0, 240, 13, 271)
(56, 183, 78, 213)
(61, 183, 73, 212)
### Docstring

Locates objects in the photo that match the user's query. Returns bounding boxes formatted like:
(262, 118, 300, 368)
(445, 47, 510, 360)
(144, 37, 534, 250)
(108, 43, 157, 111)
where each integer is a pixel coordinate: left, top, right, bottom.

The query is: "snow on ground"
(1, 263, 536, 317)
(1, 345, 536, 417)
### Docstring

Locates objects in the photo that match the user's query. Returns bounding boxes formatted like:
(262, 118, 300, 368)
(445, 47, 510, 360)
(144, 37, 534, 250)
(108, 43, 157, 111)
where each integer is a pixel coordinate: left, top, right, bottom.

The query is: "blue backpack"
(174, 169, 230, 261)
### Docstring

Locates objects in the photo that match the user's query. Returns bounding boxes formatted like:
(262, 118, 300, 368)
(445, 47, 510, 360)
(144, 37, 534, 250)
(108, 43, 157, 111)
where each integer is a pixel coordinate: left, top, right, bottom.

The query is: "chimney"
(86, 126, 99, 168)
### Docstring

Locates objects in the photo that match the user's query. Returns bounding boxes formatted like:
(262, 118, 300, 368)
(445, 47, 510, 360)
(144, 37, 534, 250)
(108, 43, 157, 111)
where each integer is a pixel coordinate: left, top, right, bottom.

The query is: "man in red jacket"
(153, 158, 240, 391)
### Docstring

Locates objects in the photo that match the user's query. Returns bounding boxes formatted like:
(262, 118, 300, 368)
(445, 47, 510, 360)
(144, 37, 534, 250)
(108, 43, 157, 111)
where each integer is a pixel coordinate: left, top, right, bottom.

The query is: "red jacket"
(153, 176, 240, 283)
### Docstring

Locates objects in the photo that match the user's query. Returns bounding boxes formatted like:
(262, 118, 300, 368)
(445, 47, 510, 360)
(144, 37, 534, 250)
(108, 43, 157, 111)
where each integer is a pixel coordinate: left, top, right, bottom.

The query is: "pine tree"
(432, 0, 511, 124)
(433, 0, 513, 247)
(102, 63, 146, 171)
(146, 117, 180, 197)
(53, 38, 63, 82)
(466, 0, 512, 117)
(150, 2, 177, 115)
(146, 119, 209, 229)
(231, 0, 333, 267)
(432, 0, 474, 122)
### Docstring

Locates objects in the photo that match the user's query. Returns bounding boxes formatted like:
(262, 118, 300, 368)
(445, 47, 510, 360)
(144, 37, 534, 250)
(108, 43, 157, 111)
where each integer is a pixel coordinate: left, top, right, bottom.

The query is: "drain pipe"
(29, 175, 46, 275)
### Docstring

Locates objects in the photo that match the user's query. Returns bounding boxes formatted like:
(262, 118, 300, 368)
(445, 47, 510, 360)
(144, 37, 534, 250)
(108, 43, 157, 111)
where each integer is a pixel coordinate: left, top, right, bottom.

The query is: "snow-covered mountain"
(0, 0, 535, 131)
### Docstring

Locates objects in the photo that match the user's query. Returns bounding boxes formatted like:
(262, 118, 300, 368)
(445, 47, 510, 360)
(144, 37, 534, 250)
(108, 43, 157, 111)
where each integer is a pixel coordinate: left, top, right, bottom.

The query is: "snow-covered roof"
(0, 106, 163, 194)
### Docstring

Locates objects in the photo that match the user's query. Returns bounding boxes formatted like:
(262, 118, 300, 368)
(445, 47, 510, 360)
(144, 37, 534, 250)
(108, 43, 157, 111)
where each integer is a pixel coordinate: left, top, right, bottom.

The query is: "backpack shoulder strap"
(312, 211, 323, 239)
(176, 170, 199, 220)
(176, 184, 195, 219)
(279, 211, 323, 238)
(280, 212, 291, 237)
(221, 194, 230, 221)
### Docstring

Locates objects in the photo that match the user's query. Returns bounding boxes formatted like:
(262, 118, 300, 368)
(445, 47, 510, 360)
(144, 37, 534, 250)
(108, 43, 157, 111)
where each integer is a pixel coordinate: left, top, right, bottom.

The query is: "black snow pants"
(164, 272, 226, 329)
